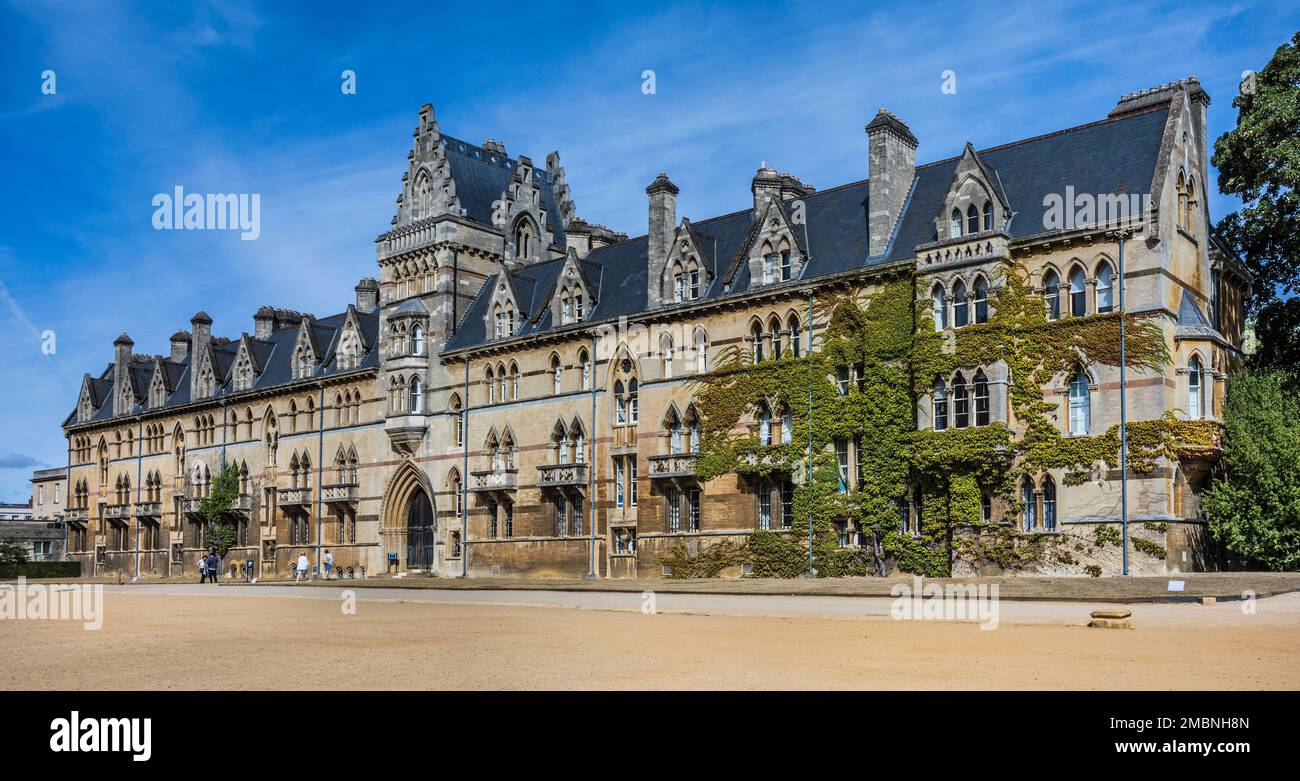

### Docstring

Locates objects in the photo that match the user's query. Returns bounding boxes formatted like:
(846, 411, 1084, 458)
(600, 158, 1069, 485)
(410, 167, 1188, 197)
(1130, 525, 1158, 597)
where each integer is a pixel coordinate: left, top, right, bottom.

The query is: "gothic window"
(514, 218, 535, 261)
(1042, 474, 1057, 530)
(694, 329, 708, 373)
(1068, 266, 1087, 317)
(751, 321, 764, 362)
(1043, 269, 1061, 320)
(1188, 356, 1203, 420)
(762, 249, 776, 284)
(983, 201, 994, 232)
(615, 380, 626, 425)
(1095, 261, 1114, 314)
(294, 341, 315, 380)
(485, 367, 495, 405)
(1068, 370, 1090, 436)
(933, 379, 948, 431)
(953, 372, 969, 428)
(788, 316, 801, 358)
(672, 262, 685, 302)
(661, 334, 674, 378)
(974, 370, 990, 426)
(234, 353, 254, 391)
(686, 407, 701, 453)
(758, 403, 772, 446)
(966, 204, 979, 235)
(932, 285, 947, 331)
(509, 362, 519, 400)
(450, 394, 464, 448)
(780, 248, 792, 281)
(493, 304, 505, 339)
(570, 420, 586, 464)
(973, 276, 989, 324)
(1021, 475, 1037, 530)
(579, 348, 592, 390)
(688, 260, 701, 299)
(628, 378, 638, 423)
(950, 209, 962, 238)
(769, 316, 783, 358)
(562, 291, 573, 323)
(953, 280, 969, 328)
(408, 375, 423, 413)
(552, 354, 563, 395)
(574, 290, 584, 320)
(338, 328, 361, 369)
(411, 323, 425, 356)
(780, 406, 793, 445)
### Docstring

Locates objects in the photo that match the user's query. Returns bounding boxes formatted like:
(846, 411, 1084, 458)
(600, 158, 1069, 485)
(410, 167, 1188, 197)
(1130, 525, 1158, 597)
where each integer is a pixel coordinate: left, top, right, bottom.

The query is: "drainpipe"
(1117, 230, 1131, 576)
(806, 288, 814, 577)
(317, 385, 325, 576)
(587, 328, 597, 579)
(135, 416, 143, 580)
(462, 358, 469, 577)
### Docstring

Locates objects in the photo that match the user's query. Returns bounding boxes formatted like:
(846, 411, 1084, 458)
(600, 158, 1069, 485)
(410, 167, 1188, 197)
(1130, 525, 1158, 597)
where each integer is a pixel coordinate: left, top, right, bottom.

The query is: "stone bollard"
(1088, 608, 1132, 629)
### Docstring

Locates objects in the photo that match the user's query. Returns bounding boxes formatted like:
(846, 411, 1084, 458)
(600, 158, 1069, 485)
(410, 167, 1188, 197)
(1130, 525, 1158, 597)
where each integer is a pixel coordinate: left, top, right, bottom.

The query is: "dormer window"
(338, 327, 361, 369)
(234, 353, 254, 391)
(966, 205, 979, 235)
(514, 218, 535, 261)
(293, 342, 314, 380)
(950, 209, 962, 238)
(688, 262, 701, 298)
(575, 291, 583, 320)
(561, 292, 573, 324)
(762, 253, 776, 284)
(780, 250, 792, 281)
(983, 202, 994, 231)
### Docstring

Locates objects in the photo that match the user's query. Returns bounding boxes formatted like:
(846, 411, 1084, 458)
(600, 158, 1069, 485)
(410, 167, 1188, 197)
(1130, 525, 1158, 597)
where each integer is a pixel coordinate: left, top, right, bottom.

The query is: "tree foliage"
(1202, 369, 1300, 570)
(198, 464, 241, 557)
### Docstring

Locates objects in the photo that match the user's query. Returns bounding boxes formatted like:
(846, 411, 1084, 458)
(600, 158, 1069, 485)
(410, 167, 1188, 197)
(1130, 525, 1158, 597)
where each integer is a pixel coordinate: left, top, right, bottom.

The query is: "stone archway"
(381, 461, 436, 572)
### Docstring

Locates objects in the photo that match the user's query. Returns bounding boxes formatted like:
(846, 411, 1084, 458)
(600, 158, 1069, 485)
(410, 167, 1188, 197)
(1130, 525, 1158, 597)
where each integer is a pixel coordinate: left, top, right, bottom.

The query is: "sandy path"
(2, 589, 1297, 690)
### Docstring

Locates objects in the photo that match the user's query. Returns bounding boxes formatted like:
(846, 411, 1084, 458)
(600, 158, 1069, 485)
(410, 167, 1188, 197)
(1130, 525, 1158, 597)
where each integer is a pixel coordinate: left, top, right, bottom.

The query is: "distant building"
(1, 479, 64, 562)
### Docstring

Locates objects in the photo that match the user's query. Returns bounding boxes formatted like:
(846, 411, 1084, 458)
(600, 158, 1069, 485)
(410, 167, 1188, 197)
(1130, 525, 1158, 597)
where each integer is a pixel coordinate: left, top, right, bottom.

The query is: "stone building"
(59, 78, 1248, 579)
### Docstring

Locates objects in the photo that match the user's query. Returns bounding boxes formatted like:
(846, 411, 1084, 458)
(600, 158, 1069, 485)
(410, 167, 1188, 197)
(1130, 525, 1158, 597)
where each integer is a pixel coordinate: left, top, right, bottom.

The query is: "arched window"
(769, 317, 783, 358)
(966, 204, 979, 235)
(571, 421, 586, 464)
(672, 262, 685, 302)
(561, 290, 573, 323)
(1095, 262, 1114, 314)
(1176, 172, 1188, 229)
(974, 370, 990, 426)
(1069, 266, 1087, 317)
(666, 410, 682, 454)
(687, 259, 701, 299)
(450, 394, 464, 448)
(751, 322, 764, 362)
(509, 362, 519, 401)
(485, 367, 495, 405)
(579, 348, 592, 390)
(952, 373, 969, 428)
(932, 285, 947, 331)
(933, 379, 948, 431)
(973, 276, 989, 323)
(1185, 176, 1197, 230)
(551, 355, 563, 395)
(554, 421, 570, 464)
(686, 408, 701, 453)
(758, 403, 772, 446)
(661, 334, 674, 378)
(780, 406, 793, 444)
(628, 378, 639, 423)
(1021, 476, 1037, 531)
(1043, 269, 1061, 320)
(514, 218, 534, 261)
(788, 315, 801, 357)
(412, 323, 425, 355)
(1042, 474, 1057, 531)
(1068, 370, 1090, 435)
(1188, 356, 1202, 420)
(614, 380, 626, 425)
(493, 304, 505, 339)
(950, 209, 962, 238)
(694, 329, 708, 373)
(408, 376, 423, 413)
(982, 201, 993, 232)
(953, 280, 968, 328)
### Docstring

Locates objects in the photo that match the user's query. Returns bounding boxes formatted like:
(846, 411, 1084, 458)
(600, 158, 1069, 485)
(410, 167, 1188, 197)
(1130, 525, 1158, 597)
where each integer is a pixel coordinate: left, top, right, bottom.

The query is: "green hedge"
(0, 561, 82, 579)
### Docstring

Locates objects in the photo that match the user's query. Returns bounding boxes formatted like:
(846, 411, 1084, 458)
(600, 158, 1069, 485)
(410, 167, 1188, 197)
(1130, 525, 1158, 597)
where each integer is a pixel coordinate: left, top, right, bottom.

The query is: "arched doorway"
(406, 487, 435, 571)
(381, 461, 437, 573)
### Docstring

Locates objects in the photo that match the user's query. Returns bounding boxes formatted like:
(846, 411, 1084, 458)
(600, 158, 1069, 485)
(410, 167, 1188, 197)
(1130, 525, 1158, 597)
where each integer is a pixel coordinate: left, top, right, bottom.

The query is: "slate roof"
(439, 134, 568, 248)
(446, 105, 1172, 353)
(1176, 287, 1219, 340)
(66, 308, 381, 427)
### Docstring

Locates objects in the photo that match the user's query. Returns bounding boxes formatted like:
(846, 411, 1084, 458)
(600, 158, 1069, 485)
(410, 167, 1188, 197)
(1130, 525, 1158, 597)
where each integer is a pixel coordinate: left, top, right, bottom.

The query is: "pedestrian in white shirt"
(295, 553, 310, 582)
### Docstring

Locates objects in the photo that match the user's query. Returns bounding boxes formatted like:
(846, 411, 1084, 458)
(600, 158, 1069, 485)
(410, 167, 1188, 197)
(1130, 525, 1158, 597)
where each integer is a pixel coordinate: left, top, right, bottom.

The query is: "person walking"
(206, 551, 220, 585)
(295, 552, 309, 583)
(323, 549, 333, 580)
(198, 554, 208, 584)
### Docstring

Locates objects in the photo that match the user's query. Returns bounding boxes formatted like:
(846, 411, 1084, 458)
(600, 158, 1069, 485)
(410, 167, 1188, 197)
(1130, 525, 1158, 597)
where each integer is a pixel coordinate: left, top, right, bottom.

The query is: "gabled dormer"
(391, 104, 460, 228)
(147, 357, 170, 408)
(550, 249, 596, 326)
(499, 155, 556, 267)
(651, 219, 713, 306)
(290, 319, 319, 381)
(76, 374, 97, 423)
(192, 348, 217, 400)
(932, 143, 1010, 243)
(484, 274, 521, 341)
(231, 335, 260, 392)
(744, 198, 807, 288)
(336, 306, 371, 369)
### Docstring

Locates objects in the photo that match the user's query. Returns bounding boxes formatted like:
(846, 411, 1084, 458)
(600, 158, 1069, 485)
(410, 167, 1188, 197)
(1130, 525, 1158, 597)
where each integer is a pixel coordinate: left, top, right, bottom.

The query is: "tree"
(198, 464, 241, 557)
(1202, 369, 1300, 570)
(0, 541, 29, 566)
(1248, 296, 1300, 374)
(1212, 32, 1300, 309)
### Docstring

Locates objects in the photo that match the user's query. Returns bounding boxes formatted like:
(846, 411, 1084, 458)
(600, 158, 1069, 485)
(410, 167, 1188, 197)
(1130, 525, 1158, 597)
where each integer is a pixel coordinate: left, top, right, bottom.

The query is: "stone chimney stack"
(866, 109, 918, 257)
(169, 330, 191, 362)
(646, 172, 678, 270)
(113, 333, 133, 415)
(254, 306, 275, 340)
(752, 162, 781, 217)
(355, 277, 379, 313)
(189, 311, 212, 398)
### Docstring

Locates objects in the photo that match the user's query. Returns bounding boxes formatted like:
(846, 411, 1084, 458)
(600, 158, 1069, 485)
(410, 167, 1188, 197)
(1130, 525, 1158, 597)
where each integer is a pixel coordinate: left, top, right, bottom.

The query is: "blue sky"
(0, 0, 1295, 502)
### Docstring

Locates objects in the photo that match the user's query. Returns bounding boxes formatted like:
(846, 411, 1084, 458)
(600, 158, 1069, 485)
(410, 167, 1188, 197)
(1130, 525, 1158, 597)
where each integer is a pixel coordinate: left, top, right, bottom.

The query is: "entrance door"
(405, 487, 435, 571)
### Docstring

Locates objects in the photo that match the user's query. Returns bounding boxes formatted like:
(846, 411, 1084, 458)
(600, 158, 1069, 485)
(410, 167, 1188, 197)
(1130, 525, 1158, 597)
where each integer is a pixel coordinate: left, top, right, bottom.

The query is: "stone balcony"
(647, 453, 699, 479)
(105, 503, 131, 521)
(64, 508, 88, 523)
(916, 231, 1011, 271)
(181, 496, 203, 515)
(536, 463, 588, 489)
(469, 468, 518, 493)
(322, 483, 359, 505)
(229, 493, 253, 516)
(277, 487, 311, 507)
(737, 446, 793, 473)
(133, 501, 161, 518)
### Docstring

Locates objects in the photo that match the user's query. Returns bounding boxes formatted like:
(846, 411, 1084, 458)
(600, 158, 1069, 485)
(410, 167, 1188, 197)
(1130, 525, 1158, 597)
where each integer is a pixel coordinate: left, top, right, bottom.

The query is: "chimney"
(752, 162, 781, 217)
(866, 109, 918, 257)
(355, 277, 379, 313)
(169, 330, 191, 362)
(113, 333, 133, 415)
(189, 311, 212, 399)
(254, 306, 275, 339)
(646, 172, 678, 270)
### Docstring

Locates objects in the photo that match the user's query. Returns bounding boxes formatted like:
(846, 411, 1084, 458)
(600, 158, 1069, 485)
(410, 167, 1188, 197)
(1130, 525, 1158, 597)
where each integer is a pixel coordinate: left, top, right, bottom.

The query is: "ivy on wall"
(674, 267, 1220, 578)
